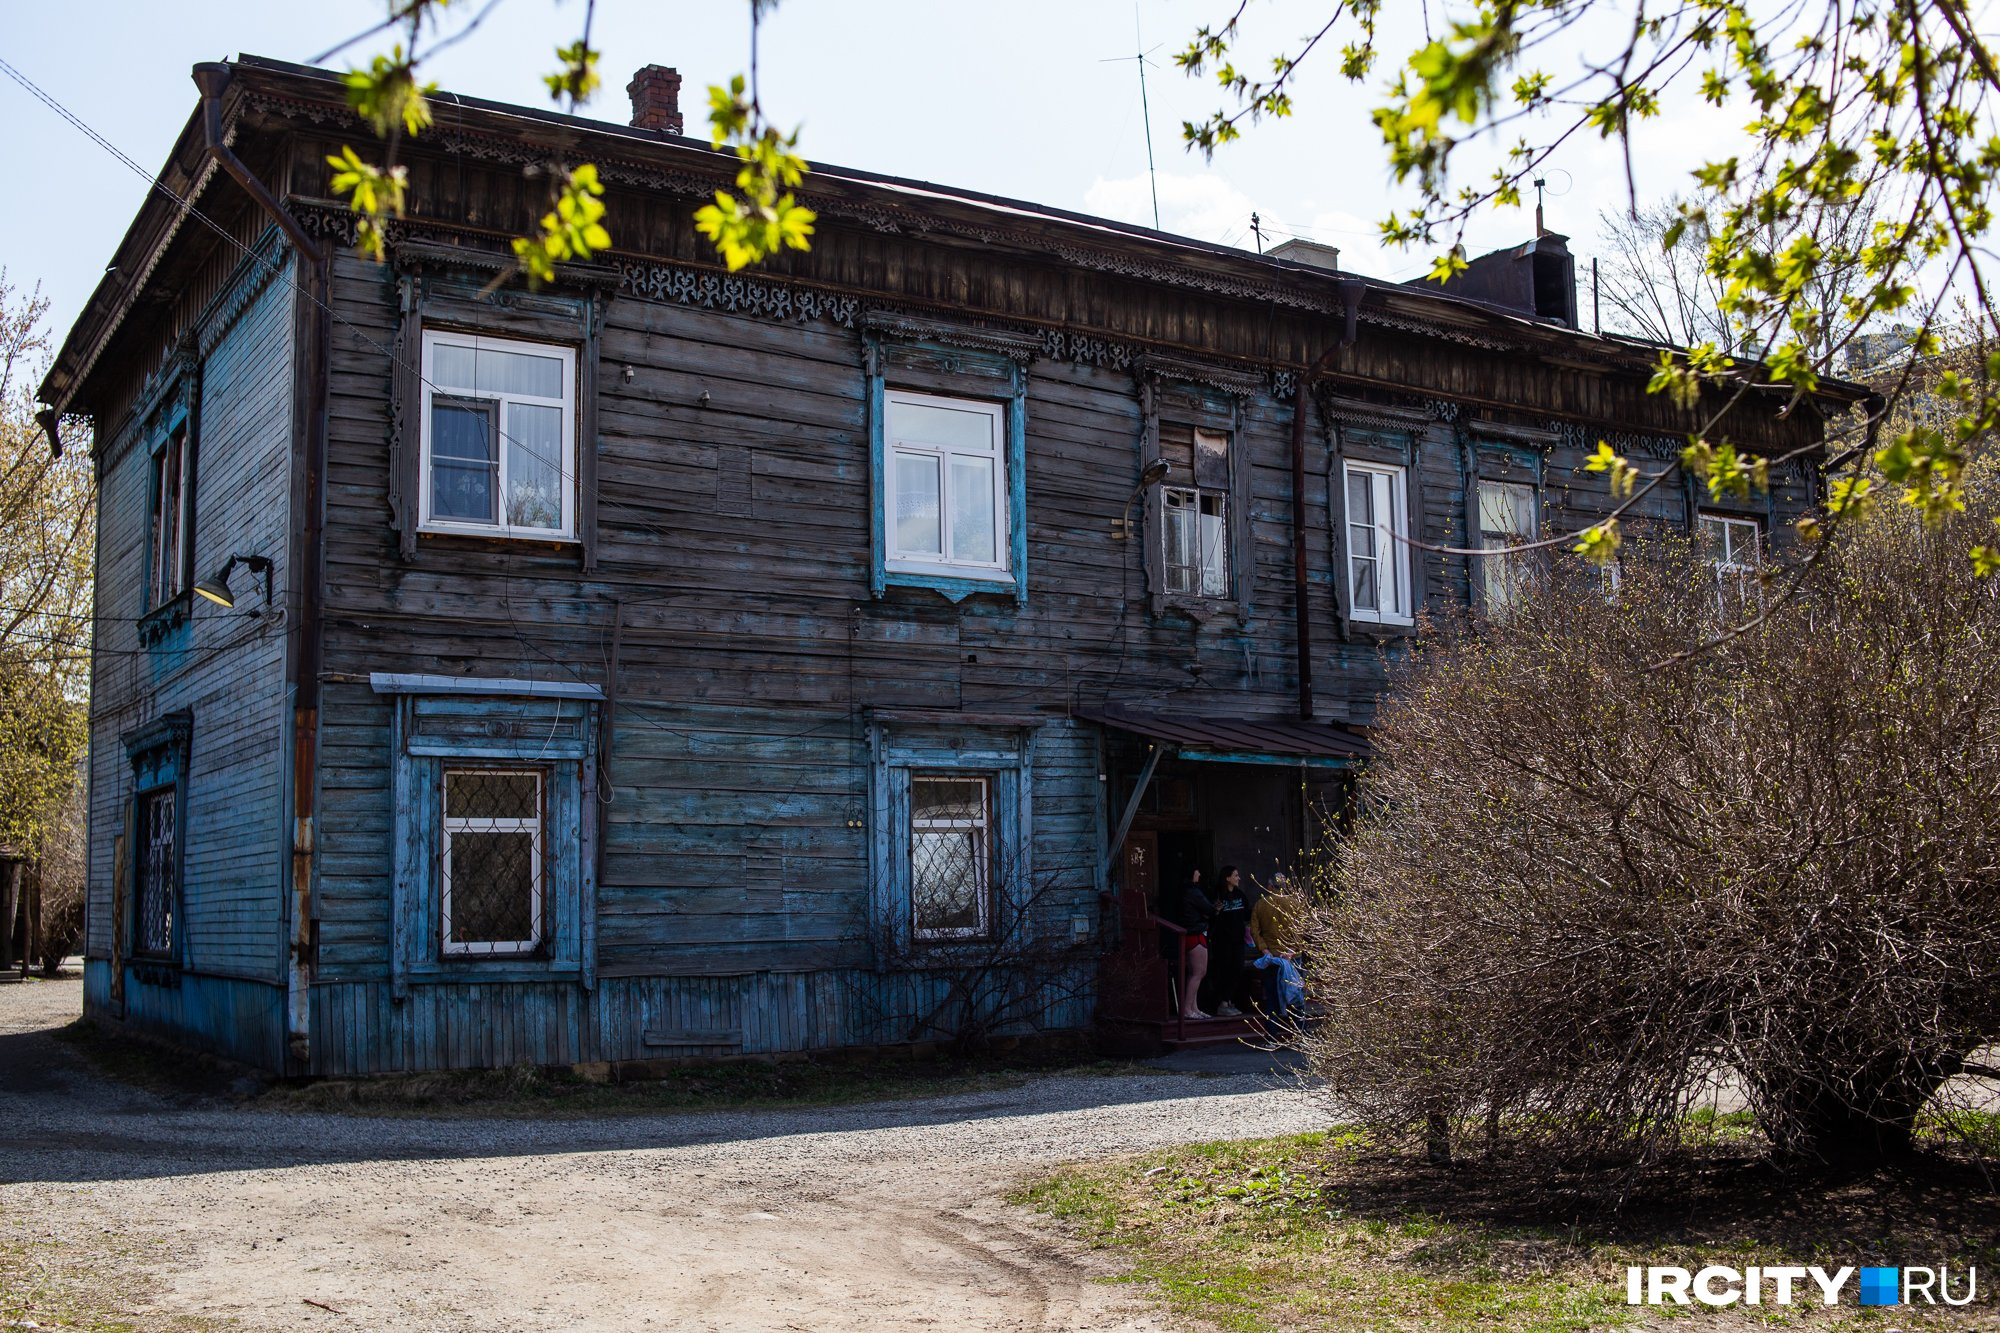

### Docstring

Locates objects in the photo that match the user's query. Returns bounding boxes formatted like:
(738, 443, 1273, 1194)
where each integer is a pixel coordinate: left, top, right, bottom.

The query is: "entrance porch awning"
(1077, 705, 1372, 768)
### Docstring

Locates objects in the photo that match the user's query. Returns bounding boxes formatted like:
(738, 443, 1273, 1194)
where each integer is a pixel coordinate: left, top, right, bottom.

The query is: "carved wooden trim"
(1135, 353, 1267, 398)
(1317, 392, 1435, 431)
(859, 311, 1042, 363)
(391, 238, 621, 290)
(1469, 417, 1564, 450)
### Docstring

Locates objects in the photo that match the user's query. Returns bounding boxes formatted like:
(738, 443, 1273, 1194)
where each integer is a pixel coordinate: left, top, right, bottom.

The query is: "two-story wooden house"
(40, 56, 1861, 1073)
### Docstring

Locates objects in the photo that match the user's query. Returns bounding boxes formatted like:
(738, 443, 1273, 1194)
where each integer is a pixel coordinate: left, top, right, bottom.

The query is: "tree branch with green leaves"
(320, 0, 813, 282)
(1183, 1, 2000, 574)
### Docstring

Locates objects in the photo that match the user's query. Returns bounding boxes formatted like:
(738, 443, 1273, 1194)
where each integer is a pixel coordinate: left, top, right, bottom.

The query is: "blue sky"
(2, 1, 1728, 352)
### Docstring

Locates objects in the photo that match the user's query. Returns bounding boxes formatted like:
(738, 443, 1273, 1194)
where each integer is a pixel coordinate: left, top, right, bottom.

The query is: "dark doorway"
(1155, 831, 1212, 924)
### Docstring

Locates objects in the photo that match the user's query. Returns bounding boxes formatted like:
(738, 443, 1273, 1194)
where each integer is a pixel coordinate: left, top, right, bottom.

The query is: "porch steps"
(1098, 1012, 1265, 1055)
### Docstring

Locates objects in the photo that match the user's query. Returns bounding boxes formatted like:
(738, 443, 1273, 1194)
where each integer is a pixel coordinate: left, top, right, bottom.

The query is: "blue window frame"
(374, 675, 601, 994)
(123, 712, 192, 968)
(867, 720, 1035, 955)
(136, 392, 198, 652)
(866, 337, 1030, 604)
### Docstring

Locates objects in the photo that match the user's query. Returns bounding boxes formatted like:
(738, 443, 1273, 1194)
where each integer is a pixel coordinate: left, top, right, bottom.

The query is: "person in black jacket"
(1177, 868, 1216, 1020)
(1204, 865, 1249, 1017)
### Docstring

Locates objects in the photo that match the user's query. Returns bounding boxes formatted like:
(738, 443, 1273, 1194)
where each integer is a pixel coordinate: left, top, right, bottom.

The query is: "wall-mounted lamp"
(1111, 458, 1173, 539)
(194, 554, 274, 611)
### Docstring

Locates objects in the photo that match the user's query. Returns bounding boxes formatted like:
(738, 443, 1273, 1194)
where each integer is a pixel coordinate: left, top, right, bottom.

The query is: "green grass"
(1013, 1132, 2000, 1332)
(0, 1211, 230, 1333)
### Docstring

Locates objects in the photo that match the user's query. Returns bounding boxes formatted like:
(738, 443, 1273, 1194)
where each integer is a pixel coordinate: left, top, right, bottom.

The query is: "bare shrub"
(1301, 502, 2000, 1171)
(34, 776, 85, 970)
(855, 864, 1097, 1061)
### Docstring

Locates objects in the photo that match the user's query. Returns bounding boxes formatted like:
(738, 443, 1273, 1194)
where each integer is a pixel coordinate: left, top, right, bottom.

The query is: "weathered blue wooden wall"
(81, 222, 297, 1070)
(72, 64, 1827, 1076)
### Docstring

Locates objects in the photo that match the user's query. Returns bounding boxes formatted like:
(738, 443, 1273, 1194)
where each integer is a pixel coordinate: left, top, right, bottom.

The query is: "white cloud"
(1083, 171, 1260, 246)
(1082, 173, 1431, 279)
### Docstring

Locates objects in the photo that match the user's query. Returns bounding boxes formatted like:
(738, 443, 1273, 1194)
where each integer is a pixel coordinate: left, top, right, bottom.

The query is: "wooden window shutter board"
(389, 275, 423, 560)
(1139, 390, 1166, 608)
(1226, 400, 1250, 616)
(1459, 433, 1483, 611)
(577, 292, 603, 572)
(1329, 425, 1352, 642)
(1406, 429, 1429, 615)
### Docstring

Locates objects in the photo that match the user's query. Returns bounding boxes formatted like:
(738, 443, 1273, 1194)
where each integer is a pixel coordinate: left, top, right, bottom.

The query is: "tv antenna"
(1101, 8, 1163, 229)
(1531, 169, 1572, 235)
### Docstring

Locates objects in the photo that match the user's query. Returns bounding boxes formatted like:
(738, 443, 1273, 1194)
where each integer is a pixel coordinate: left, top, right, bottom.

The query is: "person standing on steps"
(1204, 865, 1249, 1017)
(1177, 867, 1216, 1020)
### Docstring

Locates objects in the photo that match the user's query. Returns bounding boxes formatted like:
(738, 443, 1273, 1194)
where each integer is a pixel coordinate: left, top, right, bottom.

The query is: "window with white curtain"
(1163, 487, 1230, 597)
(1343, 460, 1413, 625)
(1153, 422, 1236, 602)
(420, 331, 576, 538)
(1477, 480, 1539, 613)
(885, 390, 1010, 579)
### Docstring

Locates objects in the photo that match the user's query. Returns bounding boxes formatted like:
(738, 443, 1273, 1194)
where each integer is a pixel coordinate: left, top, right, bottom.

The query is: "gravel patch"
(0, 977, 1323, 1331)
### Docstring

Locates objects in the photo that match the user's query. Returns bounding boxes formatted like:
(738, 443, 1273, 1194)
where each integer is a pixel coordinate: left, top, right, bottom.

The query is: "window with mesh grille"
(440, 768, 545, 956)
(910, 775, 991, 940)
(136, 789, 176, 957)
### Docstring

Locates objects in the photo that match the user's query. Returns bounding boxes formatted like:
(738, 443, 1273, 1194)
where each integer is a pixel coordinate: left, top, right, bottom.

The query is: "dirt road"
(0, 978, 1320, 1331)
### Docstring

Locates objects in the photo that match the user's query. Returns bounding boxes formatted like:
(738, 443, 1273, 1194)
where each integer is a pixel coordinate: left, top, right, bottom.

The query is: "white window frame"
(439, 767, 546, 958)
(1343, 460, 1414, 626)
(149, 425, 190, 608)
(1701, 512, 1764, 613)
(419, 330, 578, 540)
(1700, 513, 1763, 572)
(1162, 484, 1231, 598)
(1478, 479, 1540, 614)
(884, 390, 1011, 582)
(909, 773, 993, 942)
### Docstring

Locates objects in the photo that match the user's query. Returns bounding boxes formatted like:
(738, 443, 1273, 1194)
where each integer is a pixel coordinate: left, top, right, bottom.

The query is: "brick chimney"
(627, 65, 684, 134)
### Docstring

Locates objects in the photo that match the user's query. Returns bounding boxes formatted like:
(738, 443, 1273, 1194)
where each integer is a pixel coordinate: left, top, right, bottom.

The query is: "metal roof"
(1077, 706, 1372, 766)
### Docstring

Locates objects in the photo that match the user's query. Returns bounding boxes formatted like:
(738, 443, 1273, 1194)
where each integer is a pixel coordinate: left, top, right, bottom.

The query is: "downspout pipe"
(192, 64, 327, 267)
(193, 62, 329, 1068)
(1290, 371, 1315, 721)
(1288, 280, 1368, 722)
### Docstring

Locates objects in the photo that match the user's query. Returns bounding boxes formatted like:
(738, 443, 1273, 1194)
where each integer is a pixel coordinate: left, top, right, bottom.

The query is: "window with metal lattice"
(909, 775, 992, 941)
(440, 768, 546, 957)
(374, 677, 601, 991)
(121, 711, 191, 969)
(135, 789, 177, 958)
(866, 721, 1035, 956)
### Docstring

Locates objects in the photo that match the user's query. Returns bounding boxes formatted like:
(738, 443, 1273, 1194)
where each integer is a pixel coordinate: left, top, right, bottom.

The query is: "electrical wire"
(2, 57, 1224, 737)
(0, 54, 589, 511)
